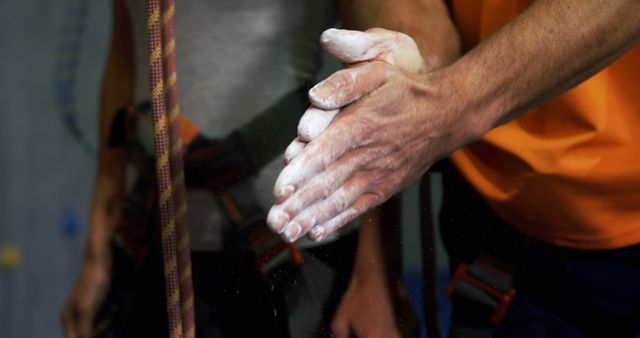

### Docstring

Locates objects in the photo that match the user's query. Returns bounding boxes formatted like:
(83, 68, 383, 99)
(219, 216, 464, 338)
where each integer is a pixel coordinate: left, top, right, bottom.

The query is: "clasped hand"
(268, 28, 476, 242)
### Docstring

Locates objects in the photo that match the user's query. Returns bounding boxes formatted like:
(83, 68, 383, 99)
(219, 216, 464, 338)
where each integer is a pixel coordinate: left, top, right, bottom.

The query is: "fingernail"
(283, 222, 302, 242)
(267, 208, 289, 233)
(278, 185, 295, 199)
(309, 84, 331, 102)
(285, 140, 305, 163)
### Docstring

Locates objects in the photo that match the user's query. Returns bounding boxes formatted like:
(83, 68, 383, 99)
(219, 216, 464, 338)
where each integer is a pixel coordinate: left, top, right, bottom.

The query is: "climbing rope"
(144, 1, 195, 338)
(160, 0, 196, 336)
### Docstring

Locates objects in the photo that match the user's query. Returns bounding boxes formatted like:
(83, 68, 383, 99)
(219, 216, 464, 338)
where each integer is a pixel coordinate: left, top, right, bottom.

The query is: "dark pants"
(115, 231, 357, 338)
(438, 161, 640, 338)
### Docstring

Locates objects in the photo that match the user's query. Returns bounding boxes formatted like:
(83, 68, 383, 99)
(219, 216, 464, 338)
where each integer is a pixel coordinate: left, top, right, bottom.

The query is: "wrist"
(438, 48, 523, 140)
(353, 256, 386, 281)
(351, 268, 391, 300)
(84, 246, 112, 267)
(429, 62, 501, 143)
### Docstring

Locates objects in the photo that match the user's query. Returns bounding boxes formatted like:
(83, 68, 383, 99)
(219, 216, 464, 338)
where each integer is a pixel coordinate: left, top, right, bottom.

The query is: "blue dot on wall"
(60, 208, 81, 238)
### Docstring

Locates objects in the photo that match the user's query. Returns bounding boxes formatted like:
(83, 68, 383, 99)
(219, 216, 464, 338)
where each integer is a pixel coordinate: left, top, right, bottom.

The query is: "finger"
(330, 307, 351, 338)
(308, 61, 392, 110)
(320, 28, 394, 64)
(297, 107, 339, 142)
(269, 145, 384, 235)
(61, 307, 77, 338)
(282, 170, 382, 242)
(76, 308, 92, 338)
(309, 192, 384, 241)
(320, 28, 423, 73)
(272, 118, 354, 204)
(284, 137, 306, 164)
(272, 94, 387, 209)
(272, 99, 383, 207)
(283, 176, 371, 242)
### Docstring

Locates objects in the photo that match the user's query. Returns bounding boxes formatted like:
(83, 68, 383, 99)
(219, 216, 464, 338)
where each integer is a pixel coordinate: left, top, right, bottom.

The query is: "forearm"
(352, 210, 386, 278)
(84, 162, 126, 263)
(266, 1, 639, 242)
(444, 0, 640, 135)
(341, 0, 460, 69)
(85, 0, 135, 263)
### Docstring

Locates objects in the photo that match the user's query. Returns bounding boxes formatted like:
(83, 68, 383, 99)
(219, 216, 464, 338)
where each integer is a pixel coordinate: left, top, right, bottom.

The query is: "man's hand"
(269, 28, 427, 241)
(293, 28, 425, 145)
(61, 258, 111, 338)
(331, 207, 410, 338)
(331, 273, 401, 338)
(269, 0, 640, 242)
(267, 29, 472, 242)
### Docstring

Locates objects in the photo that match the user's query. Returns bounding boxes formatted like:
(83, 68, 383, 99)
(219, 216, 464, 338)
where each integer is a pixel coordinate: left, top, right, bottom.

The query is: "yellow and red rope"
(144, 0, 195, 337)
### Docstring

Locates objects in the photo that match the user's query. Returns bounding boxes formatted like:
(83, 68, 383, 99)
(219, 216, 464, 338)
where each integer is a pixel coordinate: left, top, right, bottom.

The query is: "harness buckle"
(238, 212, 303, 283)
(446, 254, 516, 325)
(219, 190, 303, 284)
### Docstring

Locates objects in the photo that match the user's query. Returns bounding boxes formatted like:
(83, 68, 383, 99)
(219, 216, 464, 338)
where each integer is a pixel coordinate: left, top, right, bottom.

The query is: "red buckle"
(445, 262, 516, 325)
(255, 242, 303, 283)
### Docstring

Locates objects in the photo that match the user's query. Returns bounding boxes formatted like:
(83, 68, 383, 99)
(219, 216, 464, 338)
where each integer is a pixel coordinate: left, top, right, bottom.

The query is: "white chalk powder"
(320, 28, 423, 73)
(284, 138, 306, 163)
(297, 107, 339, 141)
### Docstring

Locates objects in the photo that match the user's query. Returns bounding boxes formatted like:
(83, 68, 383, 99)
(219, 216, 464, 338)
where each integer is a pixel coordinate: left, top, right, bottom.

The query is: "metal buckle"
(446, 254, 516, 325)
(244, 220, 303, 283)
(218, 190, 304, 283)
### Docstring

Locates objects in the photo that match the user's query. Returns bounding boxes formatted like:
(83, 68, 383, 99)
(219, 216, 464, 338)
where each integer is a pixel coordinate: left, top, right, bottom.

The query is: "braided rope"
(144, 0, 193, 337)
(160, 1, 195, 337)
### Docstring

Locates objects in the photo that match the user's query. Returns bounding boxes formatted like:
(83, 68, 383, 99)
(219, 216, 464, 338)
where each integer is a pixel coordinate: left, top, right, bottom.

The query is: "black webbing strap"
(420, 174, 443, 338)
(235, 84, 310, 170)
(110, 84, 310, 176)
(379, 196, 421, 337)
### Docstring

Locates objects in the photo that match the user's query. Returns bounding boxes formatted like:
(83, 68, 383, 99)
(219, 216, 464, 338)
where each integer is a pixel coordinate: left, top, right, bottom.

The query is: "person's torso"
(124, 0, 339, 250)
(449, 0, 640, 249)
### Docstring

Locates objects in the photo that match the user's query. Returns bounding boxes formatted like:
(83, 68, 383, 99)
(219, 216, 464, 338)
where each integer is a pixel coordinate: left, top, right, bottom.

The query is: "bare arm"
(321, 3, 454, 337)
(331, 209, 401, 338)
(85, 0, 135, 265)
(448, 0, 640, 133)
(61, 1, 134, 337)
(339, 0, 460, 69)
(268, 0, 640, 240)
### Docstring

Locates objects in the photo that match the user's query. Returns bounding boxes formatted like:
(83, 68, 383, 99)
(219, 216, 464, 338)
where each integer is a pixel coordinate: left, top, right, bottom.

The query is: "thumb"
(61, 307, 78, 338)
(320, 28, 424, 73)
(308, 61, 392, 110)
(75, 308, 93, 338)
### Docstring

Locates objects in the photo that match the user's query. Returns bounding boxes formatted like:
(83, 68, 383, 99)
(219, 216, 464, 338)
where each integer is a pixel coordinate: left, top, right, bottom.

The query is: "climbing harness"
(144, 1, 194, 337)
(107, 99, 306, 285)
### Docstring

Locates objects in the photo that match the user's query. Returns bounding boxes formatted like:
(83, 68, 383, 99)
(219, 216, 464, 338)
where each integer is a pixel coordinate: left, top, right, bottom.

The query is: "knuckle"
(395, 31, 414, 44)
(351, 116, 379, 144)
(282, 198, 302, 217)
(333, 195, 349, 212)
(365, 27, 387, 35)
(320, 175, 337, 197)
(334, 69, 357, 91)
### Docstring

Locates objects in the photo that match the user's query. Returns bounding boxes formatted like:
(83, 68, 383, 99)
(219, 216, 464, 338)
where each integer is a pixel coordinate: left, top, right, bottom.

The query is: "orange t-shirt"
(449, 0, 640, 249)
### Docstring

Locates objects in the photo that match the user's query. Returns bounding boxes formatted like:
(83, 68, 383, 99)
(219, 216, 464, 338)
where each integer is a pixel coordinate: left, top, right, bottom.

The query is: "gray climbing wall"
(0, 1, 110, 337)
